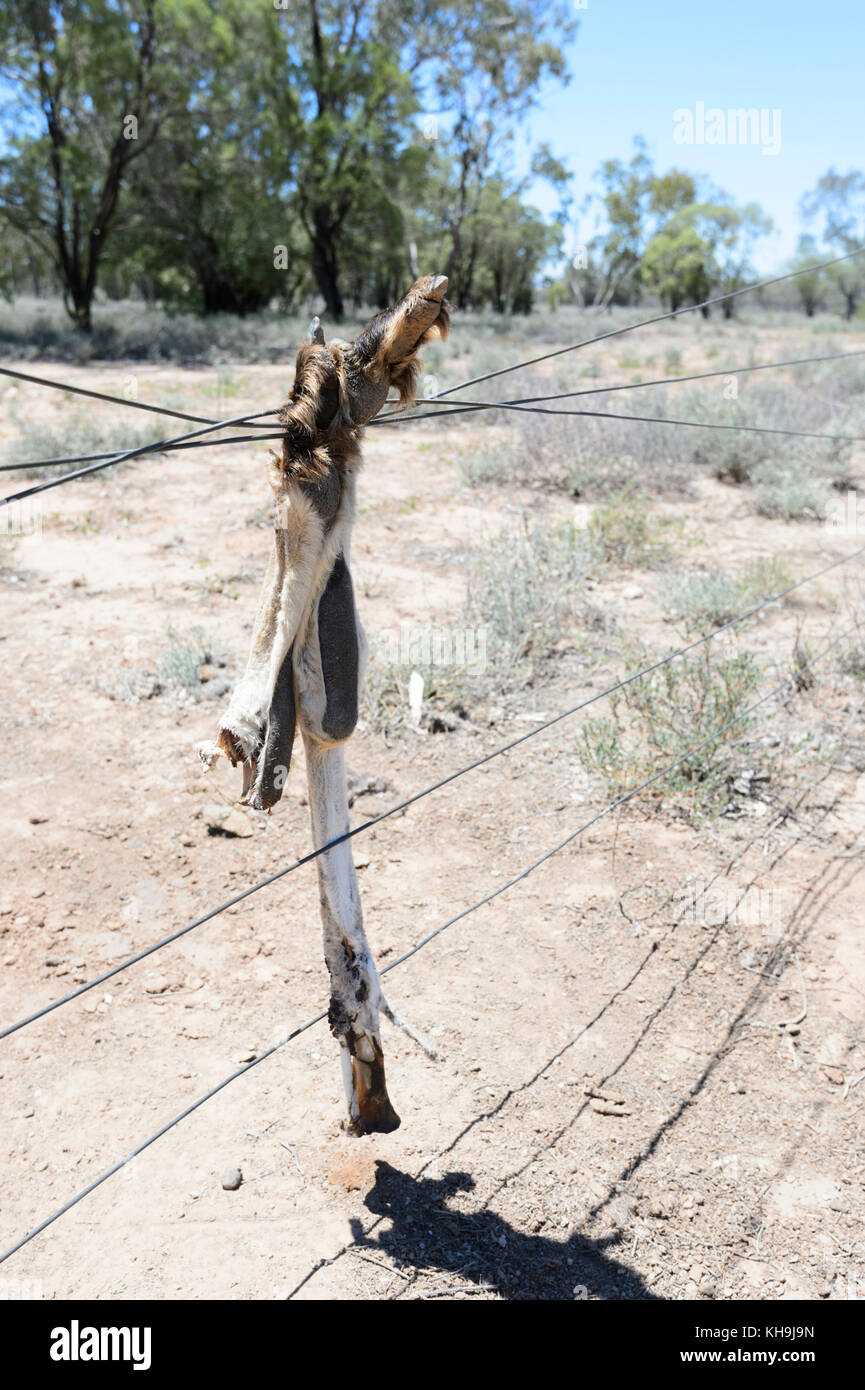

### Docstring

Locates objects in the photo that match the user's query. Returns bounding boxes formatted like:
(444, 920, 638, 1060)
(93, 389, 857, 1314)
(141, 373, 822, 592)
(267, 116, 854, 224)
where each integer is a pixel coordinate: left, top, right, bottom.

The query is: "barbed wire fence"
(1, 248, 865, 1266)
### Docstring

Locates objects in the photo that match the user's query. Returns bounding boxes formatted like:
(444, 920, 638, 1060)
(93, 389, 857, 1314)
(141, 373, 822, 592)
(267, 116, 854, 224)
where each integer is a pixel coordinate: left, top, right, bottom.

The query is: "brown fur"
(277, 278, 451, 483)
(278, 344, 354, 484)
(352, 288, 451, 406)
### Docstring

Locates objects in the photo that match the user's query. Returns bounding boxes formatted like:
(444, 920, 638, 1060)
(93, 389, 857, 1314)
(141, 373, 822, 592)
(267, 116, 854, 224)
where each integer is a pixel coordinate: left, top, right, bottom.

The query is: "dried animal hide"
(211, 274, 450, 811)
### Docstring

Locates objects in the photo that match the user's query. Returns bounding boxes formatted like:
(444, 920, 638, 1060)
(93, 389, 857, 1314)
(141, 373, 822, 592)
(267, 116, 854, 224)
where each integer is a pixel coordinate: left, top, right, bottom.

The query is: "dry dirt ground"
(1, 324, 865, 1302)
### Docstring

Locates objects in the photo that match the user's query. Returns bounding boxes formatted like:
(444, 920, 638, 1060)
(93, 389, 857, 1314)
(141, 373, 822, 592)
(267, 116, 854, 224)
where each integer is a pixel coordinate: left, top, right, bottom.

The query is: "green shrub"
(465, 517, 602, 679)
(587, 488, 681, 567)
(657, 555, 793, 633)
(577, 645, 763, 817)
(3, 411, 166, 478)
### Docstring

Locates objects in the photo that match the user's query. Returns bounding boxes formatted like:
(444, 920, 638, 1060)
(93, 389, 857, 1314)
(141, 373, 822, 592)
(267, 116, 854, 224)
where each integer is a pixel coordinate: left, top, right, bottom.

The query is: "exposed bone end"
(338, 1029, 400, 1135)
(195, 739, 223, 771)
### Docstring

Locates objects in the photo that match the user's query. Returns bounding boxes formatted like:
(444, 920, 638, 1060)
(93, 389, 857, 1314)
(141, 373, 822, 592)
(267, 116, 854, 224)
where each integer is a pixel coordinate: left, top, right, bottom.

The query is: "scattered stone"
(29, 815, 49, 825)
(623, 585, 644, 600)
(585, 1083, 631, 1116)
(144, 975, 171, 995)
(221, 1168, 243, 1191)
(346, 769, 391, 806)
(589, 1097, 632, 1116)
(204, 805, 254, 838)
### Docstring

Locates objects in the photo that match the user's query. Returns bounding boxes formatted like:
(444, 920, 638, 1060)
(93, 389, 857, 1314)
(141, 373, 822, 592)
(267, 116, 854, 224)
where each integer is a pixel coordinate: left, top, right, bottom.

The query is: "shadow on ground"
(349, 1161, 659, 1300)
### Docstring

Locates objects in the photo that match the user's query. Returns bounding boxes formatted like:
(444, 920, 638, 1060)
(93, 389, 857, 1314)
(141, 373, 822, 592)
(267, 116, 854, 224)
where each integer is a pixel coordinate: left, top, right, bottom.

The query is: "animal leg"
(218, 479, 330, 794)
(302, 730, 399, 1135)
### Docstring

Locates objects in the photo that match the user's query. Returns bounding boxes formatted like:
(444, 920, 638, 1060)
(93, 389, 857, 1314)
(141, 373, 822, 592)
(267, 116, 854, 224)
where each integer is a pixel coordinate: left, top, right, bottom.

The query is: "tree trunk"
(66, 275, 94, 333)
(199, 272, 243, 315)
(310, 210, 344, 319)
(28, 254, 42, 298)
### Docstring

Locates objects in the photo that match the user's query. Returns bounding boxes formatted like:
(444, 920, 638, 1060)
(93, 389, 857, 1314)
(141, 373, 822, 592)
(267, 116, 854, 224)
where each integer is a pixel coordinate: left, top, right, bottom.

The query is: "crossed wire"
(2, 246, 864, 502)
(4, 533, 865, 1045)
(2, 243, 865, 1263)
(0, 617, 857, 1267)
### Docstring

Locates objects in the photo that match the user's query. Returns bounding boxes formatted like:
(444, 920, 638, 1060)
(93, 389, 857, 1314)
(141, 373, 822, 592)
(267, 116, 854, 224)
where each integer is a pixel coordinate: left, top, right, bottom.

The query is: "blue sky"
(520, 0, 865, 269)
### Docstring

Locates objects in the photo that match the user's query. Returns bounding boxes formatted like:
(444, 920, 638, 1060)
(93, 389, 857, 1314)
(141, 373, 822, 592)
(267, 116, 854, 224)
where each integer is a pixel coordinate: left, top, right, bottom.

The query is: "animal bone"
(210, 276, 450, 1134)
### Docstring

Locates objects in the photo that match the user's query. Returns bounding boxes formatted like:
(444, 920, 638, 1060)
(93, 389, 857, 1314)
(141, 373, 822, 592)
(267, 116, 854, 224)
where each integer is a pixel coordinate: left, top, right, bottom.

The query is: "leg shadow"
(349, 1161, 660, 1301)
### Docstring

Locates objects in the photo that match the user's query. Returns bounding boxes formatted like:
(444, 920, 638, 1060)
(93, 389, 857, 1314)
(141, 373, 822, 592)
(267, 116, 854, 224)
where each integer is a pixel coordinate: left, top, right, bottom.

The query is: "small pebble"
(221, 1167, 243, 1191)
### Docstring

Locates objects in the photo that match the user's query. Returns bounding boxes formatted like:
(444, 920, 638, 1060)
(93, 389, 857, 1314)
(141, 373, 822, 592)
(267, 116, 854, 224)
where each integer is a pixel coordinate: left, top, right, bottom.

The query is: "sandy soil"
(1, 329, 865, 1301)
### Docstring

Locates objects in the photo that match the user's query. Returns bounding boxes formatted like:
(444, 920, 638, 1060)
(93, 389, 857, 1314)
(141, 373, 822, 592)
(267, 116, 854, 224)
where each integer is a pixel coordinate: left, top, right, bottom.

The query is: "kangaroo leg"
(303, 731, 399, 1135)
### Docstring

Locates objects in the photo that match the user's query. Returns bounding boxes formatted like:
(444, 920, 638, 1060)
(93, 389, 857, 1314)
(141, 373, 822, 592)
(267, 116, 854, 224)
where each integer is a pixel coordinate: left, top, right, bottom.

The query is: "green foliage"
(0, 1, 575, 325)
(456, 437, 517, 487)
(641, 201, 772, 314)
(751, 463, 830, 520)
(577, 646, 763, 817)
(464, 516, 601, 678)
(3, 408, 165, 477)
(587, 489, 680, 567)
(99, 625, 226, 704)
(574, 137, 774, 315)
(157, 626, 225, 694)
(788, 235, 828, 317)
(656, 556, 793, 634)
(0, 0, 193, 329)
(800, 169, 865, 319)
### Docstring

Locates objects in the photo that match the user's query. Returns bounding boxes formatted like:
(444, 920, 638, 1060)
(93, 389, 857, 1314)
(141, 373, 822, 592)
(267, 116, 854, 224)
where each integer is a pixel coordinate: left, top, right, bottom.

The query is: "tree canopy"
(1, 6, 861, 330)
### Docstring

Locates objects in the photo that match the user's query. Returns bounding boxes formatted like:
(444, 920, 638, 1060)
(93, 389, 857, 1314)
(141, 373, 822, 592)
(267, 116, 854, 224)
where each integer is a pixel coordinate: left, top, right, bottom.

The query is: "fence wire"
(0, 616, 857, 1268)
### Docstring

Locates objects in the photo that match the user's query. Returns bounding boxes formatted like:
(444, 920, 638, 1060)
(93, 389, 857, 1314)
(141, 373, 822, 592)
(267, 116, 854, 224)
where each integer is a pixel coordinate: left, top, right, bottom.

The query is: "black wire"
(380, 619, 862, 975)
(370, 398, 865, 443)
(0, 1008, 328, 1266)
(1, 616, 857, 1268)
(429, 246, 865, 399)
(0, 432, 286, 473)
(7, 395, 861, 479)
(6, 266, 865, 482)
(380, 346, 865, 418)
(4, 536, 864, 1044)
(0, 408, 281, 508)
(0, 363, 283, 428)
